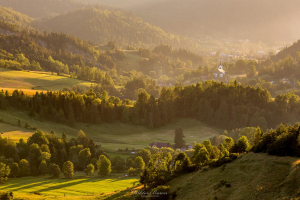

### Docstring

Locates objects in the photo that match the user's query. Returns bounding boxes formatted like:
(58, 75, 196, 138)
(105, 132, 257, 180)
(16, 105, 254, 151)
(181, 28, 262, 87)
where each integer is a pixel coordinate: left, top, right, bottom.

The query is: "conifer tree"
(174, 127, 186, 148)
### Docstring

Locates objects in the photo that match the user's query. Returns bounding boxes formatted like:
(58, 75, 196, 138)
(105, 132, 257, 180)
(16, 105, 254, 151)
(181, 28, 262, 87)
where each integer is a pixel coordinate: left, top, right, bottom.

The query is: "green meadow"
(0, 173, 139, 200)
(0, 109, 220, 152)
(0, 68, 92, 93)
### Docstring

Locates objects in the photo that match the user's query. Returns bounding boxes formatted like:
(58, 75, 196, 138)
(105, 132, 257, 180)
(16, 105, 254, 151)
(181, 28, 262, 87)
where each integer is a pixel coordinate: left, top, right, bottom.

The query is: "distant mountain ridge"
(0, 0, 85, 19)
(131, 0, 300, 43)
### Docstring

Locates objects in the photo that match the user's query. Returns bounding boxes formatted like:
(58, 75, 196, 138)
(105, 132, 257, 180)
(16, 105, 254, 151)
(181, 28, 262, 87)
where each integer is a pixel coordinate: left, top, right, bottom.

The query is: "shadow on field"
(0, 180, 48, 191)
(36, 179, 89, 193)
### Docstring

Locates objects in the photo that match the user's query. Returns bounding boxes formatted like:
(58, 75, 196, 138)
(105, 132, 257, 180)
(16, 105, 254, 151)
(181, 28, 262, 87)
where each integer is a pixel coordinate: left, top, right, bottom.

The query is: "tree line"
(1, 80, 300, 130)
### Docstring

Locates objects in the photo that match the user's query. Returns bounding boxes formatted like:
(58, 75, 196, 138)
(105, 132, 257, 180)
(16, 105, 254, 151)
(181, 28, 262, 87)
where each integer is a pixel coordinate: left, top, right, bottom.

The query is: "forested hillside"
(43, 7, 198, 50)
(271, 40, 300, 62)
(0, 20, 122, 93)
(0, 6, 34, 30)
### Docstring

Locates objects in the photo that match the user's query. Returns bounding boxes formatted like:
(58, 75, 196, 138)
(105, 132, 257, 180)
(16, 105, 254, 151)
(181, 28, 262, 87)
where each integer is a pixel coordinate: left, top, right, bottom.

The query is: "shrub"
(215, 180, 231, 190)
(85, 164, 94, 176)
(209, 157, 233, 168)
(0, 191, 13, 200)
(24, 123, 30, 129)
(229, 153, 239, 160)
(128, 167, 143, 176)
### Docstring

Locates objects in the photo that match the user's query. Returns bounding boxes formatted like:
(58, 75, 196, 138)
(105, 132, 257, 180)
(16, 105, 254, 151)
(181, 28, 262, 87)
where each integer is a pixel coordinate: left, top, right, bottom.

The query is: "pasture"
(0, 173, 139, 200)
(0, 109, 221, 152)
(0, 68, 92, 93)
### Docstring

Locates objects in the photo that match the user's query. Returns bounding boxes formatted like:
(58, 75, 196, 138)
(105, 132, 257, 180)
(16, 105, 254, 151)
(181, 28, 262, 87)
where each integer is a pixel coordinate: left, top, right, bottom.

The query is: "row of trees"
(253, 123, 300, 157)
(1, 80, 300, 130)
(0, 129, 117, 181)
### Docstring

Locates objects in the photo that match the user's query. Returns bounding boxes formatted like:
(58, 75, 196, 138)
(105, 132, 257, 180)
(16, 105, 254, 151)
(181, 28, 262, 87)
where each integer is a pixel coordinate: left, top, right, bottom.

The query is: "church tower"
(218, 61, 223, 70)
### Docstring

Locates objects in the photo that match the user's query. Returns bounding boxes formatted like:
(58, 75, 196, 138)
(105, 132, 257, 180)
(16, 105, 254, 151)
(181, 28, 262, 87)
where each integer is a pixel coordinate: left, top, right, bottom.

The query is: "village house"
(149, 142, 171, 148)
(213, 62, 226, 78)
(280, 78, 291, 84)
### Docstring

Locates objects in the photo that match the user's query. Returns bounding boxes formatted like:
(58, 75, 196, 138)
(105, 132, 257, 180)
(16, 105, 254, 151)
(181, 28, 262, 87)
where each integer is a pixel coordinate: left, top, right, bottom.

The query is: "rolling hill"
(168, 152, 300, 200)
(43, 7, 198, 50)
(0, 6, 34, 29)
(0, 0, 85, 20)
(271, 39, 300, 62)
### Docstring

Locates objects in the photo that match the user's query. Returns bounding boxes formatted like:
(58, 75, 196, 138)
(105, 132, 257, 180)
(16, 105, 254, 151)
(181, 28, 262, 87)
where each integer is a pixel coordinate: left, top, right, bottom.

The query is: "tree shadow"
(0, 180, 49, 191)
(36, 179, 91, 193)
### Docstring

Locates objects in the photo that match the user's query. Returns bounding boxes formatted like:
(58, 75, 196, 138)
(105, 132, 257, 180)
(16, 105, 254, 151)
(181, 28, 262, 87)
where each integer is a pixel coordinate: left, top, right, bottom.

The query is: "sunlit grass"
(0, 173, 139, 199)
(0, 68, 92, 91)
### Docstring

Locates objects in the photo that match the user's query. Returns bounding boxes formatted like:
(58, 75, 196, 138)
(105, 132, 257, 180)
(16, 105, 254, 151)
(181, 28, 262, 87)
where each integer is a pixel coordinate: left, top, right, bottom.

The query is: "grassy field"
(0, 109, 221, 152)
(0, 172, 139, 200)
(115, 50, 141, 71)
(168, 152, 300, 200)
(0, 68, 92, 93)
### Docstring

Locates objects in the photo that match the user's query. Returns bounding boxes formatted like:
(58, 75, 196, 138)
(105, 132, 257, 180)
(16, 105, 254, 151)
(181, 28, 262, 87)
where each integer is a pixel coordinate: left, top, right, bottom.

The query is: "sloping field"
(0, 109, 220, 151)
(169, 152, 300, 200)
(0, 68, 92, 92)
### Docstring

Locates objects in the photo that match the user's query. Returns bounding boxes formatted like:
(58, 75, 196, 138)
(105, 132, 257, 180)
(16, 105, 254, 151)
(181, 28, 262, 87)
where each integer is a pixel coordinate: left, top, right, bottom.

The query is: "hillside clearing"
(0, 68, 92, 92)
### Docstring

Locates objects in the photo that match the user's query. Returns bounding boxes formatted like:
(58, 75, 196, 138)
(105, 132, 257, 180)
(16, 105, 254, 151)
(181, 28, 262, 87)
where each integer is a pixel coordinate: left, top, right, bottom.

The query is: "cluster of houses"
(209, 51, 269, 60)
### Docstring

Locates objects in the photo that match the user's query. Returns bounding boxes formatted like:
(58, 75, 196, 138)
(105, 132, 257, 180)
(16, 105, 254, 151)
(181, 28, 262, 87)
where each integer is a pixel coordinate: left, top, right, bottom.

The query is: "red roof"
(149, 142, 171, 148)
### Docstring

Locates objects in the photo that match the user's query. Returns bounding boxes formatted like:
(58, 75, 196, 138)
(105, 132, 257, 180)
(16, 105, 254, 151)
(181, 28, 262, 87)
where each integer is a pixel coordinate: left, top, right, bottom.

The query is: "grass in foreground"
(0, 172, 139, 200)
(169, 152, 300, 200)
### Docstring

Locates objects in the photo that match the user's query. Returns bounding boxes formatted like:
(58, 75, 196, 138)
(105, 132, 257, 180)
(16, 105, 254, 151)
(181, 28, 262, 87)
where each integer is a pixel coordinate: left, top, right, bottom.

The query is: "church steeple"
(218, 61, 223, 70)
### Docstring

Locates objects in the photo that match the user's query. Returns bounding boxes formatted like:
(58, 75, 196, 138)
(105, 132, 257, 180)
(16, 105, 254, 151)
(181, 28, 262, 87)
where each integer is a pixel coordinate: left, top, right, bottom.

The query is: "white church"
(213, 62, 226, 78)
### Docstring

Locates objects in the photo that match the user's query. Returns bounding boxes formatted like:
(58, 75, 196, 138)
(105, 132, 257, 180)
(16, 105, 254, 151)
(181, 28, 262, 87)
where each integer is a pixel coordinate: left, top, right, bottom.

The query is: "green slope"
(168, 152, 300, 200)
(0, 107, 220, 151)
(0, 68, 92, 91)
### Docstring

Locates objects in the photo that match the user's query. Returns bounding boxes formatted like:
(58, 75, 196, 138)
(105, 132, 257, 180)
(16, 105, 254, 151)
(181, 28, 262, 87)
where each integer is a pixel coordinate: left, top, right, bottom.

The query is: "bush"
(215, 180, 231, 190)
(209, 157, 233, 168)
(128, 167, 143, 176)
(24, 123, 30, 129)
(229, 153, 239, 160)
(0, 191, 13, 200)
